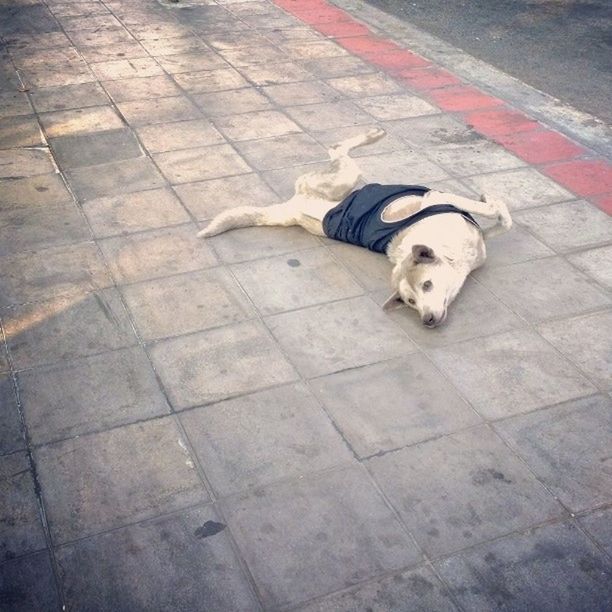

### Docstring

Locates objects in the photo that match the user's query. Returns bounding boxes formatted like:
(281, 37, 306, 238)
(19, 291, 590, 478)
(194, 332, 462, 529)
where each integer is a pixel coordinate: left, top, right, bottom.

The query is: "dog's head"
(384, 244, 468, 327)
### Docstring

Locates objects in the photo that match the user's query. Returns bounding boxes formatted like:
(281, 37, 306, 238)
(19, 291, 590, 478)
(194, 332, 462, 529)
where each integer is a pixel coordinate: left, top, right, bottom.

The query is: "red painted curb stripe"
(273, 0, 612, 215)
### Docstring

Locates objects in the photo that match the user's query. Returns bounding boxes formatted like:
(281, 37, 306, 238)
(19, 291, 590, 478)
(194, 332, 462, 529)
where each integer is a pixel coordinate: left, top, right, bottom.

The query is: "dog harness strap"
(322, 183, 480, 253)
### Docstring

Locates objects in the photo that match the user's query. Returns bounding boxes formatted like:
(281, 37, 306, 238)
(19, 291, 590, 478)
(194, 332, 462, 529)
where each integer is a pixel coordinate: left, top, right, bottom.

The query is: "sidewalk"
(1, 0, 611, 610)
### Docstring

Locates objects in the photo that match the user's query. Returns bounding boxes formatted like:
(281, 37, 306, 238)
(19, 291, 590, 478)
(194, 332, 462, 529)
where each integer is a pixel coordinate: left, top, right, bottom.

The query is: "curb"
(273, 0, 612, 215)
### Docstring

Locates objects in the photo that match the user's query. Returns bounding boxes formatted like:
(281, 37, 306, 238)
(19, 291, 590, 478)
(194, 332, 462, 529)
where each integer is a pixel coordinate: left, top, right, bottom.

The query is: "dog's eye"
(408, 298, 416, 305)
(423, 280, 433, 291)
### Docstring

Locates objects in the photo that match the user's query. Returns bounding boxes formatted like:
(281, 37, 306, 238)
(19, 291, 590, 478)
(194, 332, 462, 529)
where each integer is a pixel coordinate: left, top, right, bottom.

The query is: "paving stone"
(435, 521, 612, 611)
(0, 452, 47, 561)
(35, 417, 208, 543)
(568, 244, 612, 289)
(58, 13, 122, 31)
(0, 375, 24, 456)
(237, 61, 314, 86)
(579, 507, 612, 557)
(281, 39, 349, 59)
(56, 505, 261, 611)
(4, 288, 136, 371)
(222, 465, 421, 608)
(216, 44, 288, 67)
(385, 277, 525, 349)
(205, 29, 272, 50)
(302, 55, 374, 79)
(89, 56, 164, 81)
(357, 151, 450, 184)
(66, 157, 166, 201)
(474, 256, 611, 323)
(327, 72, 404, 97)
(0, 115, 44, 149)
(99, 224, 217, 284)
(102, 74, 181, 102)
(139, 35, 209, 57)
(0, 242, 111, 307)
(369, 426, 563, 556)
(0, 91, 33, 119)
(20, 60, 95, 89)
(39, 105, 123, 138)
(116, 96, 202, 127)
(296, 565, 457, 612)
(213, 110, 302, 141)
(172, 67, 250, 94)
(182, 382, 354, 496)
(78, 41, 149, 64)
(123, 268, 255, 341)
(0, 551, 61, 612)
(232, 247, 363, 315)
(477, 224, 555, 267)
(149, 320, 298, 409)
(312, 355, 481, 458)
(0, 173, 70, 207)
(49, 2, 110, 18)
(538, 310, 612, 391)
(136, 119, 225, 154)
(515, 200, 612, 252)
(68, 26, 135, 47)
(0, 148, 55, 179)
(263, 27, 324, 45)
(29, 81, 109, 113)
(389, 113, 481, 148)
(0, 201, 89, 256)
(18, 347, 170, 446)
(326, 242, 391, 292)
(176, 173, 280, 220)
(83, 187, 190, 238)
(495, 394, 612, 512)
(193, 87, 272, 117)
(50, 127, 143, 170)
(285, 101, 373, 131)
(261, 80, 342, 107)
(154, 143, 250, 184)
(356, 94, 439, 120)
(266, 296, 416, 378)
(429, 329, 596, 419)
(262, 161, 330, 199)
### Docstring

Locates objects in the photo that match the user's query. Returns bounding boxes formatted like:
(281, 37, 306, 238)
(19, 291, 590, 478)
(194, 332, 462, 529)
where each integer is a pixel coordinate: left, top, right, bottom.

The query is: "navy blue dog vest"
(322, 183, 480, 254)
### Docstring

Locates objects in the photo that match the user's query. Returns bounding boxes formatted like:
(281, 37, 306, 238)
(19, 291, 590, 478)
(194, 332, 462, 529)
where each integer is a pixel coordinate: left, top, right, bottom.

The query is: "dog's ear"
(412, 244, 436, 264)
(382, 290, 402, 310)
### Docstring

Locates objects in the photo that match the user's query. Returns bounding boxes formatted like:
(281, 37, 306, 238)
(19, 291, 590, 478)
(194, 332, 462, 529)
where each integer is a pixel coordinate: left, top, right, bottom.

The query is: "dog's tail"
(197, 204, 295, 238)
(327, 127, 387, 161)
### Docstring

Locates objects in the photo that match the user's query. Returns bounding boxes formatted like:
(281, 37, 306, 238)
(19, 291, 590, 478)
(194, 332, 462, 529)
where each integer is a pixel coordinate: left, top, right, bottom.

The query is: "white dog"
(198, 128, 512, 327)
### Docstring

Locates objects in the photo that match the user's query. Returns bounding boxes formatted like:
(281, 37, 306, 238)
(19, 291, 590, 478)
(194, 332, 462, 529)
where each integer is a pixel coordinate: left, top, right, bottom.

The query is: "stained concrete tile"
(579, 507, 612, 557)
(83, 187, 190, 238)
(176, 173, 280, 220)
(0, 148, 55, 179)
(236, 61, 314, 86)
(222, 465, 421, 608)
(356, 94, 439, 120)
(56, 506, 261, 611)
(116, 96, 202, 127)
(193, 88, 272, 117)
(266, 296, 416, 378)
(538, 310, 612, 391)
(327, 242, 392, 291)
(66, 157, 165, 201)
(327, 72, 403, 97)
(0, 115, 44, 149)
(0, 242, 111, 307)
(68, 26, 135, 47)
(477, 224, 555, 267)
(89, 56, 164, 81)
(435, 522, 612, 611)
(18, 347, 170, 446)
(139, 35, 209, 57)
(281, 40, 349, 60)
(19, 60, 95, 89)
(312, 355, 480, 458)
(0, 375, 25, 456)
(234, 133, 327, 171)
(568, 244, 612, 289)
(296, 566, 457, 612)
(102, 74, 181, 102)
(0, 173, 70, 206)
(78, 41, 149, 63)
(232, 247, 363, 315)
(149, 320, 298, 409)
(172, 67, 250, 94)
(389, 114, 480, 148)
(0, 551, 60, 611)
(369, 426, 563, 556)
(4, 288, 137, 370)
(39, 105, 123, 138)
(213, 110, 302, 141)
(285, 101, 373, 131)
(58, 13, 122, 31)
(156, 51, 229, 74)
(0, 91, 33, 119)
(137, 119, 225, 153)
(123, 268, 254, 341)
(463, 167, 574, 210)
(0, 201, 89, 256)
(474, 256, 611, 323)
(495, 394, 612, 512)
(99, 224, 217, 284)
(181, 383, 354, 496)
(429, 329, 596, 419)
(385, 278, 525, 349)
(216, 44, 288, 67)
(154, 144, 251, 184)
(357, 151, 450, 184)
(35, 417, 208, 543)
(302, 55, 374, 79)
(515, 200, 612, 252)
(29, 82, 109, 113)
(49, 2, 110, 18)
(50, 127, 143, 169)
(0, 452, 47, 561)
(261, 80, 342, 106)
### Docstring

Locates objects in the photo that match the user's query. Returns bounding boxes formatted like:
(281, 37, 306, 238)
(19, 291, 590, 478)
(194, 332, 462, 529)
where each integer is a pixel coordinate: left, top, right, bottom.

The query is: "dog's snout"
(423, 313, 437, 327)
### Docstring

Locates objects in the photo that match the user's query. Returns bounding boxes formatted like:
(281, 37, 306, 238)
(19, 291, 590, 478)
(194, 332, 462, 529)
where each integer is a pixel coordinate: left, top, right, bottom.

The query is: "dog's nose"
(423, 313, 437, 327)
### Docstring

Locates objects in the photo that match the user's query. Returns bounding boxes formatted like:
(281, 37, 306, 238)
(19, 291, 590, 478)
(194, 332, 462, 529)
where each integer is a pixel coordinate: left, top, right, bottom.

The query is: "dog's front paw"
(367, 127, 386, 140)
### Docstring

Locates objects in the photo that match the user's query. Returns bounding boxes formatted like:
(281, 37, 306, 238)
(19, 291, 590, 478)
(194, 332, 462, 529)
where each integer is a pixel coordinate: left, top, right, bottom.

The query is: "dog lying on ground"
(198, 128, 512, 327)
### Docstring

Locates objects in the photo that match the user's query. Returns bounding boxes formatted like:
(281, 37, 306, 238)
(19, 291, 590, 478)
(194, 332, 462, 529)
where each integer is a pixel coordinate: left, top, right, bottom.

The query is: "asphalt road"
(362, 0, 612, 124)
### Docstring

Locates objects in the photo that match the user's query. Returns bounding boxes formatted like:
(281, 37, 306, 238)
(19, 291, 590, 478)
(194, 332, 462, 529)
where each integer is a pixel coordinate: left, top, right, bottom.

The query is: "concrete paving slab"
(579, 507, 612, 558)
(0, 375, 24, 455)
(29, 81, 109, 113)
(568, 244, 612, 289)
(115, 95, 202, 127)
(102, 74, 182, 102)
(0, 115, 44, 149)
(136, 118, 225, 154)
(193, 87, 272, 117)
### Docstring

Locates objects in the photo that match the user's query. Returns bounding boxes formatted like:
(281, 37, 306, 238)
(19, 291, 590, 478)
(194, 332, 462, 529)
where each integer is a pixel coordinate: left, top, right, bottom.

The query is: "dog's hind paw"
(196, 225, 215, 238)
(367, 127, 386, 140)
